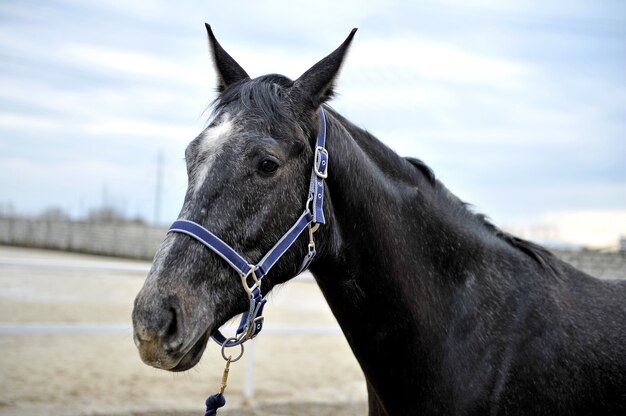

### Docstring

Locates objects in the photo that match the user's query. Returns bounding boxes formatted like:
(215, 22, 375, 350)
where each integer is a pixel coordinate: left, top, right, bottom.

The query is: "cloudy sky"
(0, 0, 624, 247)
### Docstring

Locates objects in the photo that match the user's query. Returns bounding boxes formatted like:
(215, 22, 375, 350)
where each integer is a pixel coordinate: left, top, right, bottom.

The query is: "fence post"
(244, 339, 257, 399)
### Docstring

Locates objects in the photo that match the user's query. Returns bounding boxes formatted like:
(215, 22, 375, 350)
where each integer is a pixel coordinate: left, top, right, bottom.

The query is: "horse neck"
(310, 108, 495, 409)
(313, 107, 485, 312)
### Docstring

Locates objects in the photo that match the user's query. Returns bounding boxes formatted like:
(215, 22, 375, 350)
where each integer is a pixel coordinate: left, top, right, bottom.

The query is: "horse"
(132, 25, 626, 415)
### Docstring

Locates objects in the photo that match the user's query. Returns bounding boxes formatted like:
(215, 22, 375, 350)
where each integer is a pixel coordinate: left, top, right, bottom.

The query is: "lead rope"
(205, 341, 244, 415)
(204, 356, 230, 415)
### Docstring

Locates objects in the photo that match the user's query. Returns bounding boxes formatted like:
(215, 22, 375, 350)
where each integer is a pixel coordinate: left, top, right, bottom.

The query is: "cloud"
(0, 113, 63, 132)
(59, 43, 207, 87)
(83, 117, 197, 142)
(346, 36, 528, 86)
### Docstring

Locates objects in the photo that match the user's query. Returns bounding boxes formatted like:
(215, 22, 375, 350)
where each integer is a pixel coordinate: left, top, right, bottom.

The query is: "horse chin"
(169, 328, 211, 372)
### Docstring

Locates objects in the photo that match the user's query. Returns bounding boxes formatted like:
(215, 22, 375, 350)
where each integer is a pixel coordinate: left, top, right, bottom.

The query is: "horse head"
(132, 25, 355, 371)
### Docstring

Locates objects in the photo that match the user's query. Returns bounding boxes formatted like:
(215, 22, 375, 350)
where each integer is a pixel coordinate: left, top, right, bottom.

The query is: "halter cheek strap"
(167, 107, 328, 348)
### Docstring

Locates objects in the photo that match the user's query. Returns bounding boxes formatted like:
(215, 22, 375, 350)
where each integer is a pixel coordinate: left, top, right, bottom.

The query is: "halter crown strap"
(167, 107, 328, 347)
(310, 107, 327, 224)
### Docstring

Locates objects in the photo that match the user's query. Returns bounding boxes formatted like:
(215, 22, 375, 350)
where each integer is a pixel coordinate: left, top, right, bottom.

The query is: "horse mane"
(475, 211, 561, 276)
(405, 157, 436, 185)
(405, 156, 561, 277)
(212, 74, 295, 124)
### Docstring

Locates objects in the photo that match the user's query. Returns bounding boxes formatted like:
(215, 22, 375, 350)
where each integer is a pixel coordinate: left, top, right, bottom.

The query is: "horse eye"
(259, 159, 279, 174)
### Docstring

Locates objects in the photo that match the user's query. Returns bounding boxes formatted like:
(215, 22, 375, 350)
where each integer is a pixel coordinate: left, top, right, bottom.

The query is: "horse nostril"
(162, 305, 184, 352)
(132, 294, 184, 355)
(165, 307, 178, 339)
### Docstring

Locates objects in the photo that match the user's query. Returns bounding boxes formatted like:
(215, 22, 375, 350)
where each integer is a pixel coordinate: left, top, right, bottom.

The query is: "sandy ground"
(0, 246, 367, 415)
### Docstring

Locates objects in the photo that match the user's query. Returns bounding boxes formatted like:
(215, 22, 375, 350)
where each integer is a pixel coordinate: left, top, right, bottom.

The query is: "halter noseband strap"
(167, 107, 328, 347)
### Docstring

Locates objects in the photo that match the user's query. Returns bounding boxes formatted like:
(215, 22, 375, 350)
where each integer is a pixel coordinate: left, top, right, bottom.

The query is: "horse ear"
(205, 24, 250, 92)
(294, 28, 357, 108)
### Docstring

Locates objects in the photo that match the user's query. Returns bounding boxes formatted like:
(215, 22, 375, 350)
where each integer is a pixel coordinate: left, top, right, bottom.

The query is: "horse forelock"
(212, 74, 296, 126)
(206, 74, 314, 155)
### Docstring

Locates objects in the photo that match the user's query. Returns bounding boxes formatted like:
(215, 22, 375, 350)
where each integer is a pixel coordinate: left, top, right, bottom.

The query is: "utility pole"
(102, 183, 109, 208)
(154, 149, 164, 225)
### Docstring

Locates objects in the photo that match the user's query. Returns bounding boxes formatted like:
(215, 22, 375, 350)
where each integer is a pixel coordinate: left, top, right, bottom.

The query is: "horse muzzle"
(132, 292, 191, 370)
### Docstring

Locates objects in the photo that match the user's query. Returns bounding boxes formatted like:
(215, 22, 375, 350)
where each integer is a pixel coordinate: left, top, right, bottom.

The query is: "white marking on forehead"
(193, 114, 235, 194)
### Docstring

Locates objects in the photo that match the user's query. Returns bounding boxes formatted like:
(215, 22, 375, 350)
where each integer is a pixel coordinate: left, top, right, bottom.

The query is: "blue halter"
(167, 107, 328, 348)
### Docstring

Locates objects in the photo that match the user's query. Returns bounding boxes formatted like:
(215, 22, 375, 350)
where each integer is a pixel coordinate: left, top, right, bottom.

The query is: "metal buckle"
(252, 316, 264, 336)
(237, 314, 264, 342)
(314, 146, 329, 179)
(239, 264, 259, 298)
(308, 223, 319, 254)
(240, 322, 256, 340)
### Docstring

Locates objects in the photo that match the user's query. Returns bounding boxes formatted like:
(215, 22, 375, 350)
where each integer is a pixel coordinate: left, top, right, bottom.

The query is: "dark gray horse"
(132, 26, 626, 415)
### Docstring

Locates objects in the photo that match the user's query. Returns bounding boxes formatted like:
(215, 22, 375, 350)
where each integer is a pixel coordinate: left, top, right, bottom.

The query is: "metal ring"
(221, 337, 245, 362)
